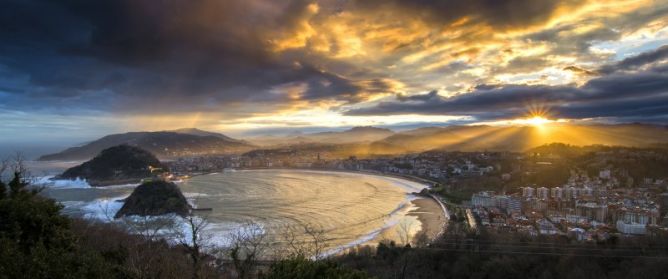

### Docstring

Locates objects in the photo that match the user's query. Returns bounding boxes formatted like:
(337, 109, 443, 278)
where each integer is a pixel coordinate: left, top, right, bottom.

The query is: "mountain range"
(249, 126, 395, 146)
(38, 124, 668, 161)
(38, 128, 254, 161)
(363, 123, 668, 155)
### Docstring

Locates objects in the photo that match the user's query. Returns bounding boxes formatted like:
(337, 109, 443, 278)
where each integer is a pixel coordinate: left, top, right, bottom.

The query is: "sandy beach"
(408, 197, 447, 241)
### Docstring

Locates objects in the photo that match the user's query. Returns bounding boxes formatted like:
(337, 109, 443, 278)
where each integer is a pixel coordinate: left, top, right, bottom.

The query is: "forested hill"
(58, 145, 164, 186)
(39, 128, 254, 161)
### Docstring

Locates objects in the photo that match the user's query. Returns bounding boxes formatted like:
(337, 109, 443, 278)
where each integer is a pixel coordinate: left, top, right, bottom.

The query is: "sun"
(509, 114, 555, 128)
(526, 116, 551, 127)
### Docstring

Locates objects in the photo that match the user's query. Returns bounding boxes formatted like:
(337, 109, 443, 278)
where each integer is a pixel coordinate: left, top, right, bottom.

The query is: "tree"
(278, 223, 329, 260)
(0, 158, 7, 199)
(262, 256, 370, 279)
(225, 222, 269, 279)
(179, 214, 211, 279)
(396, 219, 416, 246)
(0, 171, 121, 278)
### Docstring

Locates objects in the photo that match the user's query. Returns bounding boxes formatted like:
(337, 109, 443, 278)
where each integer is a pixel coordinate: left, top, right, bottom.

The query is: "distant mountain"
(250, 126, 395, 146)
(39, 128, 254, 161)
(368, 123, 668, 153)
(307, 126, 394, 143)
(170, 128, 246, 143)
(58, 145, 165, 186)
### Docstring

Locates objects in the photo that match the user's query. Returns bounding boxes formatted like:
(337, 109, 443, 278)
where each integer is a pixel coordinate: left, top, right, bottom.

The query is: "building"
(537, 187, 549, 200)
(599, 169, 611, 179)
(616, 221, 646, 235)
(575, 201, 608, 223)
(550, 187, 563, 199)
(536, 219, 559, 235)
(507, 197, 522, 214)
(472, 191, 496, 207)
(522, 187, 535, 198)
(616, 207, 660, 225)
(493, 195, 509, 209)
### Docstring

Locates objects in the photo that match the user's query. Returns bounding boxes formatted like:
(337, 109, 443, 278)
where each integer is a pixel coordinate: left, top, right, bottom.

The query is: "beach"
(408, 197, 447, 241)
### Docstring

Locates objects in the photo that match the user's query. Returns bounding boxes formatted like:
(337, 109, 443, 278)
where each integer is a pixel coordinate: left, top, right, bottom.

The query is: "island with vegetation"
(115, 180, 191, 218)
(57, 144, 166, 186)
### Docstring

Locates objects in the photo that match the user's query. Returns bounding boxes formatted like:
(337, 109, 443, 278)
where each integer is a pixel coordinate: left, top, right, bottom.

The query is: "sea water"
(37, 168, 427, 255)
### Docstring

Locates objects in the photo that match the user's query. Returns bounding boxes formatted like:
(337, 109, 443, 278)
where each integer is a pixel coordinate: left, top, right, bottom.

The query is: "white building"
(522, 187, 535, 198)
(537, 187, 549, 200)
(472, 191, 496, 207)
(616, 221, 646, 235)
(550, 187, 563, 199)
(536, 219, 559, 235)
(599, 169, 611, 179)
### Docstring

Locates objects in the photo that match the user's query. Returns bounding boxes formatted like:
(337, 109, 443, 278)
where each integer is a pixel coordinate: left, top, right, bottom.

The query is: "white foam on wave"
(60, 194, 263, 252)
(80, 195, 128, 221)
(184, 192, 211, 198)
(32, 175, 92, 189)
(321, 199, 415, 257)
(99, 183, 139, 189)
(382, 176, 428, 193)
(32, 176, 140, 189)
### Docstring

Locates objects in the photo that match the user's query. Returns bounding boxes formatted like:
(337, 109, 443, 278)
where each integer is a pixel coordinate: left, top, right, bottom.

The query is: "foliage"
(0, 171, 220, 278)
(336, 230, 668, 279)
(0, 172, 124, 279)
(59, 144, 165, 184)
(262, 256, 371, 279)
(114, 180, 190, 218)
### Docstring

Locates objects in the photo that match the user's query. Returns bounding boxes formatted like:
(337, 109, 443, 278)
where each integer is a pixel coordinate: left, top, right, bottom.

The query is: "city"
(167, 144, 668, 242)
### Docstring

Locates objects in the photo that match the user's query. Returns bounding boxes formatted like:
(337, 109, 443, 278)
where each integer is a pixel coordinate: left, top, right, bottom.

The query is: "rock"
(58, 145, 165, 186)
(115, 180, 190, 218)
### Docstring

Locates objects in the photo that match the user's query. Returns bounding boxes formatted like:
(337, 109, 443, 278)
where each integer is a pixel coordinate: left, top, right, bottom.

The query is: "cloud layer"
(1, 0, 668, 139)
(347, 45, 668, 122)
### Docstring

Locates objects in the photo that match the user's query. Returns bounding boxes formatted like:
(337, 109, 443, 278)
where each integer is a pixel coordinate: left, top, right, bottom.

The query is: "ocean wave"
(183, 192, 211, 198)
(32, 175, 140, 189)
(321, 195, 418, 258)
(382, 177, 427, 193)
(32, 176, 92, 189)
(61, 195, 264, 251)
(80, 195, 128, 221)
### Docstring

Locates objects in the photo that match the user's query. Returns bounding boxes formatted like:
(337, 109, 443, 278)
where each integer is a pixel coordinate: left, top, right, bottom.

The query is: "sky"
(2, 0, 668, 146)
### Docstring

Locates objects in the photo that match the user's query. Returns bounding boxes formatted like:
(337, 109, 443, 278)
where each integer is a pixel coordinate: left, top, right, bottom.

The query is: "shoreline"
(42, 167, 449, 252)
(224, 167, 440, 187)
(408, 198, 447, 242)
(205, 168, 449, 246)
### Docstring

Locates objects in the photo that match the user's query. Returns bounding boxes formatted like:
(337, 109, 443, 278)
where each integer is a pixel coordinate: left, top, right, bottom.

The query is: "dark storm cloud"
(346, 45, 668, 122)
(0, 0, 397, 114)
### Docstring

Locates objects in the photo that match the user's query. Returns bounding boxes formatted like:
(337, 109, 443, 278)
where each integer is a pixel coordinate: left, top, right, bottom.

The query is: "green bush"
(263, 256, 371, 279)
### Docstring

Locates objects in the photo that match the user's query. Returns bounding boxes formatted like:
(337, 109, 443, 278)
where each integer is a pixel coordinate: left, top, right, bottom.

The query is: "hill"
(58, 145, 165, 186)
(250, 126, 395, 146)
(115, 180, 190, 218)
(39, 128, 254, 161)
(369, 123, 668, 153)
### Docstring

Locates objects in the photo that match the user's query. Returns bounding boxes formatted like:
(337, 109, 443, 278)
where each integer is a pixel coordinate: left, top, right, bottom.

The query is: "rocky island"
(58, 144, 166, 186)
(115, 180, 190, 218)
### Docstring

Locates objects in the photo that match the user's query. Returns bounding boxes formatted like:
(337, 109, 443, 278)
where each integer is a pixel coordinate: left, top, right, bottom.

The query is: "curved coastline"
(40, 167, 449, 255)
(224, 168, 449, 247)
